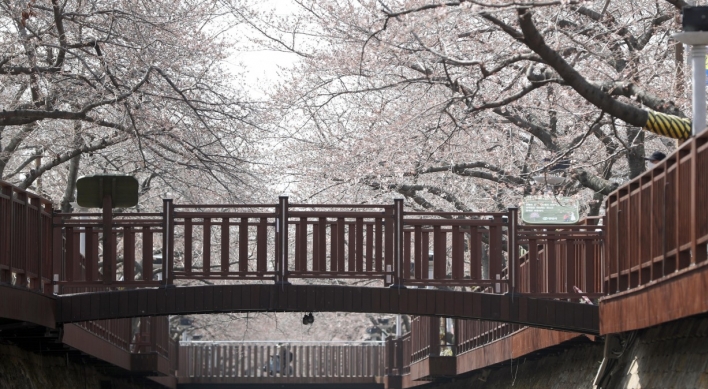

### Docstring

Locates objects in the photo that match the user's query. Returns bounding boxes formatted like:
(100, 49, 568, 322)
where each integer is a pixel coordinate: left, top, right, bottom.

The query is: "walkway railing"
(606, 130, 708, 294)
(0, 181, 53, 292)
(178, 341, 384, 380)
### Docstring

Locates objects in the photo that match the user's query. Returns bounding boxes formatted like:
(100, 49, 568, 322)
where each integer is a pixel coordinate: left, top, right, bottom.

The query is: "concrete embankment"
(0, 342, 163, 389)
(433, 316, 708, 389)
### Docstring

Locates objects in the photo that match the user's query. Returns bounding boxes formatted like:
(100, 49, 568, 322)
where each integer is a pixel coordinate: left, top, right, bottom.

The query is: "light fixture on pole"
(673, 6, 708, 136)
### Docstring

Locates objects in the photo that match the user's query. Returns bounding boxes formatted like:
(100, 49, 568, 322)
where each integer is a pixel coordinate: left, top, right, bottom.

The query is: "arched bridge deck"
(56, 284, 599, 334)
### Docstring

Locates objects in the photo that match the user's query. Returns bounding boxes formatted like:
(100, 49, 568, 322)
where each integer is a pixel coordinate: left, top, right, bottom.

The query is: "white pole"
(691, 45, 707, 135)
(396, 314, 401, 338)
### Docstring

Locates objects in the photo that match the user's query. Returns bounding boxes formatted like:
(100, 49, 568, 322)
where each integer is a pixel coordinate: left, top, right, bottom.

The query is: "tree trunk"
(60, 124, 83, 213)
(627, 128, 646, 179)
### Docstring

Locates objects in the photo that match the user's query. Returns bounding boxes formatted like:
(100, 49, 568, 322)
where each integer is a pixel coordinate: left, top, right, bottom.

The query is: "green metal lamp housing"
(76, 174, 139, 208)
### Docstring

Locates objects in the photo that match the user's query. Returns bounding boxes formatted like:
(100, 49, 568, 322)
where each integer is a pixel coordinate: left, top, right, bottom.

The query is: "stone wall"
(435, 342, 603, 389)
(0, 342, 163, 389)
(604, 316, 708, 388)
(431, 316, 708, 389)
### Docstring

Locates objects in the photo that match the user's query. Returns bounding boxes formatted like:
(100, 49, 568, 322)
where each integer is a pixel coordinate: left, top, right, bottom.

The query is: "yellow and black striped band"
(644, 111, 691, 140)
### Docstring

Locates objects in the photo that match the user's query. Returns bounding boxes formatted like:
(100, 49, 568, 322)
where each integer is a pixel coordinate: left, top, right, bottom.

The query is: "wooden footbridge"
(0, 179, 602, 387)
(2, 186, 602, 330)
(2, 131, 707, 388)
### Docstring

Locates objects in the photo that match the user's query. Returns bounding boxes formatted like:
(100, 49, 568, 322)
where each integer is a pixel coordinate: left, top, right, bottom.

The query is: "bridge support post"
(275, 196, 290, 285)
(162, 199, 174, 286)
(103, 194, 114, 285)
(390, 198, 405, 288)
(507, 207, 519, 297)
(32, 196, 43, 292)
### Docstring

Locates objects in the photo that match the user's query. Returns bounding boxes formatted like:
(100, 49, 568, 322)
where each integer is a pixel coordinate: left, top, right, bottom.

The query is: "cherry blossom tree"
(0, 0, 266, 210)
(260, 0, 691, 216)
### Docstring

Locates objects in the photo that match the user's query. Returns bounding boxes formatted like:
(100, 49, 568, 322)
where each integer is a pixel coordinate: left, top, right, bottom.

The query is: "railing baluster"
(294, 219, 302, 272)
(356, 218, 364, 272)
(348, 220, 355, 272)
(469, 226, 480, 281)
(421, 231, 429, 280)
(257, 218, 267, 273)
(433, 225, 445, 280)
(313, 221, 320, 272)
(185, 218, 193, 275)
(338, 217, 345, 272)
(452, 225, 462, 280)
(365, 223, 373, 272)
(239, 218, 248, 272)
(566, 237, 576, 294)
(141, 227, 153, 281)
(384, 206, 394, 280)
(318, 217, 327, 271)
(375, 218, 383, 273)
(124, 226, 135, 281)
(221, 217, 229, 276)
(489, 216, 503, 290)
(203, 217, 211, 277)
(330, 221, 338, 272)
(414, 225, 422, 281)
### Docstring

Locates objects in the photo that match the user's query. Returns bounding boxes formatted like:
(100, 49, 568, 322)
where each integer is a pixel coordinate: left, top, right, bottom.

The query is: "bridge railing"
(178, 341, 385, 379)
(401, 211, 509, 289)
(606, 131, 708, 294)
(410, 315, 436, 362)
(52, 211, 164, 290)
(516, 220, 604, 298)
(456, 319, 523, 355)
(75, 318, 132, 351)
(0, 179, 604, 298)
(168, 203, 278, 283)
(72, 316, 172, 355)
(70, 315, 178, 376)
(285, 203, 394, 283)
(0, 181, 53, 292)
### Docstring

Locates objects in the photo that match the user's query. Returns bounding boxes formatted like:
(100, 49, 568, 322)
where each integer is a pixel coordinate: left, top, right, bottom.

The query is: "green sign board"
(520, 196, 579, 225)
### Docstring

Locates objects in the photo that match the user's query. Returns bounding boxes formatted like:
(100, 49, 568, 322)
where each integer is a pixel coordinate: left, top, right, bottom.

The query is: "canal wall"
(433, 315, 708, 389)
(0, 342, 162, 389)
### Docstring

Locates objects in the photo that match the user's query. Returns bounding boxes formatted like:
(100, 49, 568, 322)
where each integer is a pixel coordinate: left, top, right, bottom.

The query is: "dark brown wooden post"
(221, 217, 230, 276)
(384, 205, 394, 285)
(392, 198, 404, 287)
(32, 196, 42, 291)
(429, 316, 440, 357)
(143, 227, 153, 281)
(43, 203, 53, 294)
(203, 218, 212, 277)
(124, 226, 135, 281)
(0, 183, 10, 284)
(276, 195, 289, 285)
(102, 194, 114, 285)
(162, 198, 173, 286)
(690, 138, 701, 266)
(16, 190, 27, 287)
(507, 207, 519, 296)
(184, 218, 193, 275)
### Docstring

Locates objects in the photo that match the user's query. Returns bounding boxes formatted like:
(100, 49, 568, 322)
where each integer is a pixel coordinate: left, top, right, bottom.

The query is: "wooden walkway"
(601, 129, 708, 334)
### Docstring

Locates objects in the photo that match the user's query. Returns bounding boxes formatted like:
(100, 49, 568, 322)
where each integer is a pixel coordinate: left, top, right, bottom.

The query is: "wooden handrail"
(605, 131, 708, 295)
